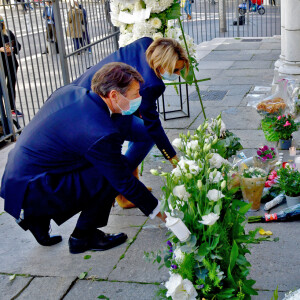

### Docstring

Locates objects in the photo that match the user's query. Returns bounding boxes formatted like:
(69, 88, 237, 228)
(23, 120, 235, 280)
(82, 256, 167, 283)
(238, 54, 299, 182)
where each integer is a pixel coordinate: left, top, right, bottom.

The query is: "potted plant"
(239, 166, 268, 211)
(277, 164, 300, 207)
(253, 145, 277, 172)
(273, 114, 299, 149)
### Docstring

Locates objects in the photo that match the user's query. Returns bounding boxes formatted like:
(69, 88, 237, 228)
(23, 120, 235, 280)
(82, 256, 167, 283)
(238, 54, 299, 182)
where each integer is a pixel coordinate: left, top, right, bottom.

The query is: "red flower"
(283, 121, 291, 127)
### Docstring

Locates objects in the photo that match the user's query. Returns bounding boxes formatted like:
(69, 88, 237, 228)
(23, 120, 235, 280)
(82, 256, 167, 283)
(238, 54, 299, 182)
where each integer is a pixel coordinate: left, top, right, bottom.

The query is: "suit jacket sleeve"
(140, 84, 176, 160)
(85, 133, 159, 216)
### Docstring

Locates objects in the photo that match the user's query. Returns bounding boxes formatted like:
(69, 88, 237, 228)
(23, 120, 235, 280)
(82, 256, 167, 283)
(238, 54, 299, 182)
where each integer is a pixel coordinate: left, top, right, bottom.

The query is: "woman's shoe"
(188, 14, 192, 20)
(115, 167, 152, 209)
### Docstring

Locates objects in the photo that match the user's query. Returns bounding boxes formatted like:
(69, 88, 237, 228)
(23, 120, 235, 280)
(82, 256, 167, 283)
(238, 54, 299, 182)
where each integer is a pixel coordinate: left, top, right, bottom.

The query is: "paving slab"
(189, 106, 262, 130)
(16, 276, 76, 300)
(231, 130, 270, 149)
(0, 213, 144, 278)
(108, 218, 169, 283)
(201, 53, 253, 61)
(259, 42, 281, 50)
(230, 60, 273, 69)
(220, 95, 244, 107)
(223, 69, 273, 77)
(253, 290, 286, 300)
(0, 274, 32, 300)
(64, 280, 160, 300)
(196, 60, 234, 70)
(216, 41, 262, 51)
(246, 221, 300, 291)
(251, 52, 280, 61)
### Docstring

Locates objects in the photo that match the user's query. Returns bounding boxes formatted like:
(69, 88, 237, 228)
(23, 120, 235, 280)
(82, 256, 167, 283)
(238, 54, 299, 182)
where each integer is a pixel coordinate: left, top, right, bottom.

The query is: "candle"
(289, 147, 296, 156)
(295, 156, 300, 171)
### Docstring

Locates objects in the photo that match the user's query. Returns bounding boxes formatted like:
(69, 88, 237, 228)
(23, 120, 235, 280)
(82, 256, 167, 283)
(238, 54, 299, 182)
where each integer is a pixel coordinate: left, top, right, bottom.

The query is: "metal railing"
(0, 0, 281, 139)
(0, 0, 118, 141)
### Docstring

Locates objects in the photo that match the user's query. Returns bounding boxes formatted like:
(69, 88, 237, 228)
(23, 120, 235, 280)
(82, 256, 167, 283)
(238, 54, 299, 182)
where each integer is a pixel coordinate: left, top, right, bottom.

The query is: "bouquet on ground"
(145, 115, 267, 299)
(239, 166, 267, 211)
(273, 114, 298, 140)
(253, 145, 277, 172)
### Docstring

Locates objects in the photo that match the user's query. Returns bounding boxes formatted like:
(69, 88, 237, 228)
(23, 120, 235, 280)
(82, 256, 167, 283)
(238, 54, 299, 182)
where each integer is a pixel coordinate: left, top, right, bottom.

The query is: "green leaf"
(271, 286, 279, 300)
(239, 203, 252, 215)
(166, 3, 181, 19)
(198, 243, 209, 256)
(84, 255, 91, 260)
(217, 288, 236, 299)
(242, 280, 258, 295)
(78, 272, 88, 280)
(156, 255, 162, 264)
(97, 295, 109, 299)
(229, 241, 239, 272)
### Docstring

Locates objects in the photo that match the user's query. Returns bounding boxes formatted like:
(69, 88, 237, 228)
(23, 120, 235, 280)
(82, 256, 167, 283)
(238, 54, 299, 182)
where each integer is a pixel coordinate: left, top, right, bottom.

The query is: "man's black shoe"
(68, 229, 127, 254)
(17, 218, 62, 246)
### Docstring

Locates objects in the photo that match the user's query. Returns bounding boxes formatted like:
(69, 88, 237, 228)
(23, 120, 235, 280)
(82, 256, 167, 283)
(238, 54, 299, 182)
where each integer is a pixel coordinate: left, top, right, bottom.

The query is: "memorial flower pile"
(146, 115, 265, 299)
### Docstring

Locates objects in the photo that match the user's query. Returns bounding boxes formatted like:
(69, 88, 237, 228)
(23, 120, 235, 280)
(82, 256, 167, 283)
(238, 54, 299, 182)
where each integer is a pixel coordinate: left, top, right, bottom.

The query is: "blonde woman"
(73, 37, 189, 207)
(0, 16, 22, 116)
(66, 0, 84, 53)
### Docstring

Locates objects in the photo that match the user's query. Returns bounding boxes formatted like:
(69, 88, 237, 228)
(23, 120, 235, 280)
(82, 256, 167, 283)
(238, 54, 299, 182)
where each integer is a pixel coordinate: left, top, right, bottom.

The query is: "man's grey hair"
(91, 62, 144, 98)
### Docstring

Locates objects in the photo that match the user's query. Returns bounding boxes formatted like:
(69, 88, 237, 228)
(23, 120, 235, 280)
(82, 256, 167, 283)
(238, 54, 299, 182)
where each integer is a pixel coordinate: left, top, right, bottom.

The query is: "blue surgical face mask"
(161, 71, 179, 81)
(117, 94, 142, 116)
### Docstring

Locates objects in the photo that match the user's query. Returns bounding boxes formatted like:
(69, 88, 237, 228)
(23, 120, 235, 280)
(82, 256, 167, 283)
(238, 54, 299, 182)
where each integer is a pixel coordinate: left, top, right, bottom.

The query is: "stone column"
(272, 0, 286, 89)
(278, 0, 300, 80)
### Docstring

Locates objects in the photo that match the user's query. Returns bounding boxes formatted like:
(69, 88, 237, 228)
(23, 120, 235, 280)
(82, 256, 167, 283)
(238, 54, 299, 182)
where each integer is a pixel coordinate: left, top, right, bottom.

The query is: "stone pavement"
(0, 36, 299, 300)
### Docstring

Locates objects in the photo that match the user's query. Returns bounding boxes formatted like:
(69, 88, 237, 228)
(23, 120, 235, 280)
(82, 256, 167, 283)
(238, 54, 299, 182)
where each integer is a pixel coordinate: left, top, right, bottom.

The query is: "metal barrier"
(181, 0, 281, 44)
(0, 0, 281, 139)
(0, 0, 118, 141)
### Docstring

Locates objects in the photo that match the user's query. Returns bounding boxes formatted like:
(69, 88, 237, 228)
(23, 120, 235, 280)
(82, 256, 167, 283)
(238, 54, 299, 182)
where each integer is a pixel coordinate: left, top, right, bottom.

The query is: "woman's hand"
(156, 211, 167, 222)
(169, 155, 179, 168)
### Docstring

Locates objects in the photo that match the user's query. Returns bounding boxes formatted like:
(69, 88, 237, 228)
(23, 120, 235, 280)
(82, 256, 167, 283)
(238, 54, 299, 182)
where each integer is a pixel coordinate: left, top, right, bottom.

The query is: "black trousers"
(23, 164, 126, 231)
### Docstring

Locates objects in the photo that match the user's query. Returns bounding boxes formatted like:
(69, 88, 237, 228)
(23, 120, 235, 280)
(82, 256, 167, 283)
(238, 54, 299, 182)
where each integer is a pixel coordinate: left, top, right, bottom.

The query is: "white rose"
(152, 32, 163, 40)
(209, 171, 223, 183)
(186, 140, 199, 151)
(172, 138, 183, 150)
(171, 167, 182, 177)
(209, 153, 225, 169)
(165, 274, 197, 300)
(149, 17, 162, 29)
(173, 185, 191, 201)
(207, 189, 225, 202)
(173, 248, 185, 264)
(178, 158, 201, 175)
(199, 213, 220, 226)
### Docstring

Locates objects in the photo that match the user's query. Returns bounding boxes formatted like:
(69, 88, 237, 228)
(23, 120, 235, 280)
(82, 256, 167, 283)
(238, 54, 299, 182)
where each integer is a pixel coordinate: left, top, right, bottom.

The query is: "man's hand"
(156, 212, 167, 222)
(169, 155, 179, 168)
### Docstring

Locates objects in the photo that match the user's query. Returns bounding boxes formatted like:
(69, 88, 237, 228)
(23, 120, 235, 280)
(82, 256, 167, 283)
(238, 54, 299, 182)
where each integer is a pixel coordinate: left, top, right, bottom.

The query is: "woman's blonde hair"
(146, 38, 189, 78)
(0, 16, 7, 35)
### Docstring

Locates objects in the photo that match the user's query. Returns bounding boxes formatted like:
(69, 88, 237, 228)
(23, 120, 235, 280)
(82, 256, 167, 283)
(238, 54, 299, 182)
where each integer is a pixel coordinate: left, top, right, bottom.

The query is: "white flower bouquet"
(145, 115, 266, 299)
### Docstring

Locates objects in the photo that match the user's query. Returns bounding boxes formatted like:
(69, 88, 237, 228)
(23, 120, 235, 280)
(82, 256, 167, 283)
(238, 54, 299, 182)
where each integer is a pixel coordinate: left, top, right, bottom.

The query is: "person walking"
(0, 16, 22, 117)
(1, 62, 166, 254)
(42, 0, 59, 54)
(73, 37, 189, 208)
(66, 0, 84, 54)
(184, 0, 192, 20)
(77, 2, 91, 54)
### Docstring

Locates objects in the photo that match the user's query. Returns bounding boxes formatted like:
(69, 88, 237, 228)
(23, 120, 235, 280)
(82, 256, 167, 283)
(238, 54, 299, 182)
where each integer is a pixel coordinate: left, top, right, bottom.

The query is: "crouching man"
(0, 62, 165, 254)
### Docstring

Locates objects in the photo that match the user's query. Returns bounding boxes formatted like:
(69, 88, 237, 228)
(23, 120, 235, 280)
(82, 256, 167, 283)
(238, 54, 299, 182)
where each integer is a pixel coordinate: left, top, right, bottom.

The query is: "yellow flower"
(259, 228, 273, 235)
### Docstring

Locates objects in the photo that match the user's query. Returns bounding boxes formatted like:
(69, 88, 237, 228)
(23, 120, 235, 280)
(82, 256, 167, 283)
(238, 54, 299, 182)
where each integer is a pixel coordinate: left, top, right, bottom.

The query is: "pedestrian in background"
(0, 16, 22, 117)
(77, 1, 91, 54)
(42, 0, 59, 54)
(66, 0, 84, 54)
(184, 0, 192, 20)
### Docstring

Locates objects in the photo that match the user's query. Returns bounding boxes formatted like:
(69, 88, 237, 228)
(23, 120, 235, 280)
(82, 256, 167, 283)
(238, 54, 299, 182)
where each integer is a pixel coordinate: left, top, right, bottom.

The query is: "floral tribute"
(272, 114, 298, 140)
(109, 0, 196, 56)
(145, 115, 265, 300)
(256, 145, 276, 161)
